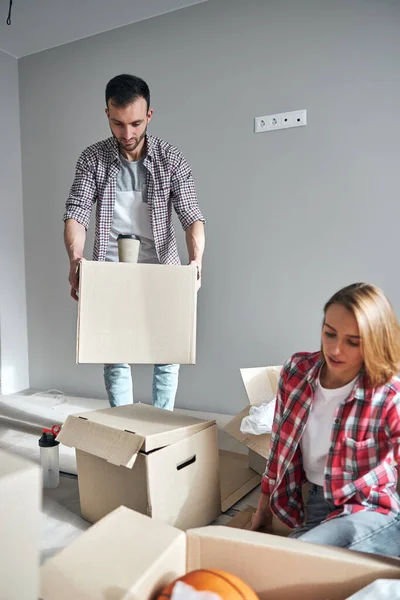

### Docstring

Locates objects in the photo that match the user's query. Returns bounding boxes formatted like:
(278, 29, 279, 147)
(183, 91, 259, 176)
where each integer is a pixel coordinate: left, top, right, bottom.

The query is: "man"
(64, 74, 205, 410)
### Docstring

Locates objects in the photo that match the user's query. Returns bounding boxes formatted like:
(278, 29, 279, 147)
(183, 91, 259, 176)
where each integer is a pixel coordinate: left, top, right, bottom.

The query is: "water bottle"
(39, 425, 61, 489)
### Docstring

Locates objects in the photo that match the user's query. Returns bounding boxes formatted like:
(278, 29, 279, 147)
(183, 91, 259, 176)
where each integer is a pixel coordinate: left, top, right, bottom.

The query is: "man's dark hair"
(105, 74, 150, 110)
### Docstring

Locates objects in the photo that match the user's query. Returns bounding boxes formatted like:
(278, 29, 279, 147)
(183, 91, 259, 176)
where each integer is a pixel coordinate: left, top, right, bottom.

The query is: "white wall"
(18, 0, 400, 413)
(0, 50, 29, 394)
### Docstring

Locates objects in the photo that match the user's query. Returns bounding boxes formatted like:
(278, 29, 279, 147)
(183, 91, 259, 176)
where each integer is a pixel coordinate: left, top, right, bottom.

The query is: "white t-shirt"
(105, 154, 159, 264)
(300, 375, 357, 486)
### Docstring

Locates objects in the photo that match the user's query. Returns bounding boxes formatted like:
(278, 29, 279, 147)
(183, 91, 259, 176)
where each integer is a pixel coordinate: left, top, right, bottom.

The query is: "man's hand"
(64, 219, 87, 301)
(69, 257, 86, 301)
(250, 493, 273, 532)
(189, 260, 202, 292)
(185, 221, 204, 292)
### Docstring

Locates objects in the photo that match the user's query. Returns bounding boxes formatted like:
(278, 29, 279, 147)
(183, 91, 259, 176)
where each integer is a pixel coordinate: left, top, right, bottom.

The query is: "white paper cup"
(117, 234, 141, 263)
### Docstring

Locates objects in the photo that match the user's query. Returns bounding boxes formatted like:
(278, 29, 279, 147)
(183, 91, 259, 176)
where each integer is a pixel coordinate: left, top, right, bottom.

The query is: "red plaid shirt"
(262, 351, 400, 528)
(64, 134, 204, 263)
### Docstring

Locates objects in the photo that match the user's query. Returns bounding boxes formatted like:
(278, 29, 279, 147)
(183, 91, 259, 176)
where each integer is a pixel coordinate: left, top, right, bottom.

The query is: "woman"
(251, 282, 400, 556)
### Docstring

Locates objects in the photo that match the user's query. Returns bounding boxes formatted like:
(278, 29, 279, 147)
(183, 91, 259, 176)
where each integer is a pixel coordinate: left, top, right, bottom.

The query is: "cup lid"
(117, 234, 141, 241)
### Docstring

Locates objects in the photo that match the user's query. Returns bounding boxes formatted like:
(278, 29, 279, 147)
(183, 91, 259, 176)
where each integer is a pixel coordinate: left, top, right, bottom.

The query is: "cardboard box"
(248, 448, 267, 475)
(219, 449, 261, 512)
(227, 504, 291, 537)
(77, 261, 197, 364)
(0, 450, 41, 600)
(224, 366, 281, 475)
(57, 403, 221, 529)
(40, 506, 400, 600)
(345, 579, 400, 599)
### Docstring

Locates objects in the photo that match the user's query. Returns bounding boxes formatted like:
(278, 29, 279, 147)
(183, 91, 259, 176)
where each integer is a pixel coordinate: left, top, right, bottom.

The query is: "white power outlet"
(292, 110, 307, 127)
(254, 114, 280, 133)
(255, 109, 307, 133)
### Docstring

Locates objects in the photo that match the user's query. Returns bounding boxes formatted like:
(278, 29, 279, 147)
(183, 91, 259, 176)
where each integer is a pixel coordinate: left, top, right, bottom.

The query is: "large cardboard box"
(224, 366, 281, 476)
(40, 506, 400, 600)
(57, 403, 221, 529)
(0, 450, 41, 600)
(77, 261, 197, 364)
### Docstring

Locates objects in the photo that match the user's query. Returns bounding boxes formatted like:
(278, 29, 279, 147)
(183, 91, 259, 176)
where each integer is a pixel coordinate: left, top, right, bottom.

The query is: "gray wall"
(19, 0, 400, 413)
(0, 50, 29, 394)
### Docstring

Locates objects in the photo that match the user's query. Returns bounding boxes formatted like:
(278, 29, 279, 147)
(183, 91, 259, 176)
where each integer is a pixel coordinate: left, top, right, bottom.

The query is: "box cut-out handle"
(176, 455, 196, 471)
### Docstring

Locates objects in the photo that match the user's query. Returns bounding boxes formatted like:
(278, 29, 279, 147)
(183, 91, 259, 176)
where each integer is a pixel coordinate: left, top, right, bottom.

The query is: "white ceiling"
(0, 0, 207, 58)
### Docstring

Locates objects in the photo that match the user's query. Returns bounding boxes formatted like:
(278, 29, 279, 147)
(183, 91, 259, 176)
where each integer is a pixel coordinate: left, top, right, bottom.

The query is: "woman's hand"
(250, 493, 273, 532)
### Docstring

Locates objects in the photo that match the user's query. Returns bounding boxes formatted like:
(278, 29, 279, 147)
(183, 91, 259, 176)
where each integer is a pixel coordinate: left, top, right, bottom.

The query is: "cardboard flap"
(58, 404, 215, 460)
(187, 525, 400, 566)
(227, 504, 291, 538)
(223, 365, 281, 459)
(57, 414, 145, 468)
(40, 507, 187, 600)
(219, 450, 260, 512)
(223, 408, 271, 459)
(240, 366, 281, 406)
(186, 526, 400, 600)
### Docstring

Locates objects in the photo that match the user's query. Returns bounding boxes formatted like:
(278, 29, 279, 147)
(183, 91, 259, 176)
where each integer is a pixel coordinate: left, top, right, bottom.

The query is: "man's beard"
(116, 127, 147, 151)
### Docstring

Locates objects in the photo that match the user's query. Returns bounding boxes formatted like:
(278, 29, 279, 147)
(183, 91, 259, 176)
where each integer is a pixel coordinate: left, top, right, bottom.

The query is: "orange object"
(157, 569, 259, 599)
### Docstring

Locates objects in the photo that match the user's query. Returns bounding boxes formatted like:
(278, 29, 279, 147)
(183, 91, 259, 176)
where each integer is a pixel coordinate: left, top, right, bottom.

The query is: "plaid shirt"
(64, 134, 204, 263)
(262, 351, 400, 529)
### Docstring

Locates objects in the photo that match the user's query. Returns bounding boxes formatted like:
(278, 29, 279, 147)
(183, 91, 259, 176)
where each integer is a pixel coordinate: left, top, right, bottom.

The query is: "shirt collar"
(306, 352, 324, 386)
(111, 133, 154, 165)
(306, 351, 365, 400)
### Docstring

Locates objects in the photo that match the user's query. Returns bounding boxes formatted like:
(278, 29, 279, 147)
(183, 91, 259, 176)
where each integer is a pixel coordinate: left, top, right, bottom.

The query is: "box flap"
(57, 414, 145, 468)
(186, 526, 400, 600)
(219, 450, 260, 512)
(223, 408, 271, 459)
(58, 404, 215, 465)
(227, 504, 291, 537)
(223, 366, 281, 459)
(227, 504, 256, 530)
(40, 507, 187, 600)
(240, 366, 281, 406)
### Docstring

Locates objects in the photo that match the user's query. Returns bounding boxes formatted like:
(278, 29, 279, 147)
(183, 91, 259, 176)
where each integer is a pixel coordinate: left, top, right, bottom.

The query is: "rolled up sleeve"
(170, 154, 205, 230)
(64, 150, 97, 229)
(261, 362, 289, 495)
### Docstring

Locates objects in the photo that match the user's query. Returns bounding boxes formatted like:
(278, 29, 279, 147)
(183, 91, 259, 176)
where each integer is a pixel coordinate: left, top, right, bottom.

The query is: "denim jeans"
(288, 484, 400, 556)
(103, 363, 180, 411)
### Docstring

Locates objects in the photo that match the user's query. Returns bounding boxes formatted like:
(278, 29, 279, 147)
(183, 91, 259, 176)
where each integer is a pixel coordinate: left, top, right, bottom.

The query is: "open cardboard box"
(0, 450, 41, 600)
(77, 261, 197, 364)
(57, 403, 221, 529)
(40, 505, 400, 600)
(219, 450, 261, 512)
(227, 504, 291, 537)
(224, 366, 281, 475)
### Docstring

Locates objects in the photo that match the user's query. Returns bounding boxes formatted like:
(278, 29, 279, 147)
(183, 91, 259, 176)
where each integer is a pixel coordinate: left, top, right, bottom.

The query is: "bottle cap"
(39, 424, 61, 447)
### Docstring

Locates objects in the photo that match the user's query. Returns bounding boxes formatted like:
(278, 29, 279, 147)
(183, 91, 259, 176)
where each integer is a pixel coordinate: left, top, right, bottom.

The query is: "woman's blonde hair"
(324, 283, 400, 388)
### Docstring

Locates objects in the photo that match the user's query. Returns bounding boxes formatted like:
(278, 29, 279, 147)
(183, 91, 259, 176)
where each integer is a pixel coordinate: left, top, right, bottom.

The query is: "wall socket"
(255, 109, 307, 133)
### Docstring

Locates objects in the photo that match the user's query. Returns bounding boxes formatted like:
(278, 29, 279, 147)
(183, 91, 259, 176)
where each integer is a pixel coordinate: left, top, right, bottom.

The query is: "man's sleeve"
(63, 150, 97, 229)
(170, 153, 205, 230)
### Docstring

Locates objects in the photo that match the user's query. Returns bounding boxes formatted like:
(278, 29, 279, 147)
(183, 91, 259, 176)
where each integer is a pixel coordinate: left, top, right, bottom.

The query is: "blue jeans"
(288, 484, 400, 556)
(103, 363, 180, 410)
